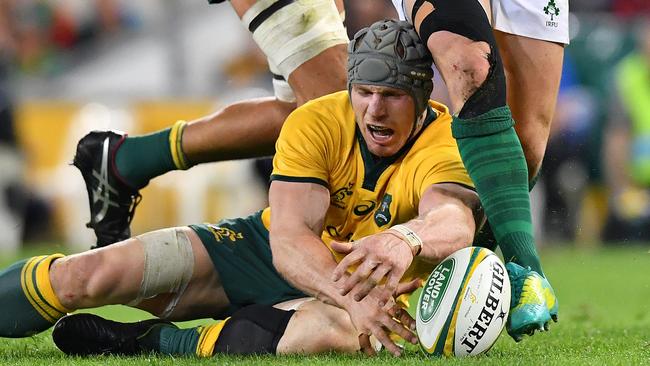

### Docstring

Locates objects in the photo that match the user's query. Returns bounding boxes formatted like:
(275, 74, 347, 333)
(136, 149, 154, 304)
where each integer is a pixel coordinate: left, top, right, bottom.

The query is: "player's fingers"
(358, 334, 376, 356)
(394, 306, 417, 333)
(351, 263, 391, 301)
(394, 278, 423, 297)
(340, 258, 377, 296)
(331, 248, 365, 282)
(369, 324, 402, 357)
(382, 272, 403, 304)
(380, 313, 418, 346)
(330, 240, 353, 254)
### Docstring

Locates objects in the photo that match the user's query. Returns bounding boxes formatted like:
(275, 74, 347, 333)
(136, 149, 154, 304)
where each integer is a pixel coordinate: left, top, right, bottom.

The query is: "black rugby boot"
(73, 131, 141, 248)
(52, 313, 172, 356)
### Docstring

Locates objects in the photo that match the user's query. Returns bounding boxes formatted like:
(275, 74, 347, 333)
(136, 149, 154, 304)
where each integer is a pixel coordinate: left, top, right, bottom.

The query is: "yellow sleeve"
(415, 146, 474, 198)
(271, 102, 337, 188)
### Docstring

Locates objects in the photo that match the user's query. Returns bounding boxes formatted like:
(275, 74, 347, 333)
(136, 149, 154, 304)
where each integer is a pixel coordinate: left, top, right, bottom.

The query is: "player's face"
(351, 84, 416, 157)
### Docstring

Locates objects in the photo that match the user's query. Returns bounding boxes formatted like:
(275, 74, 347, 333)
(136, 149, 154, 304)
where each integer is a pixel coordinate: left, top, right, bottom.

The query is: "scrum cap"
(348, 19, 434, 119)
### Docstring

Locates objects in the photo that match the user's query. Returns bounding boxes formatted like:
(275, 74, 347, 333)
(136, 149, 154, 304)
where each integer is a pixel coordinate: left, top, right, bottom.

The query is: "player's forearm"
(271, 232, 348, 307)
(391, 203, 475, 263)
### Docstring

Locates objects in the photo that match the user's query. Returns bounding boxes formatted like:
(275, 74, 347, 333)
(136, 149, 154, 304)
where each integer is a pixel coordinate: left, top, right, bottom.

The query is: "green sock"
(139, 321, 227, 357)
(0, 254, 69, 337)
(453, 106, 543, 276)
(473, 170, 543, 252)
(115, 121, 190, 189)
(139, 323, 199, 355)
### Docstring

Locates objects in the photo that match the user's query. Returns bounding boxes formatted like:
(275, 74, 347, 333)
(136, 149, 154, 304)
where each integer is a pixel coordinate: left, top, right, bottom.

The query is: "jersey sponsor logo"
(330, 182, 354, 209)
(353, 200, 377, 216)
(374, 194, 393, 227)
(91, 137, 120, 223)
(543, 0, 560, 27)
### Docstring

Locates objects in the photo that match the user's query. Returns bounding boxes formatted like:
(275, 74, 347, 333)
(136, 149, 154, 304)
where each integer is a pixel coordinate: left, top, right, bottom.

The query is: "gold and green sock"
(115, 120, 191, 189)
(138, 319, 229, 357)
(453, 106, 543, 276)
(0, 254, 70, 337)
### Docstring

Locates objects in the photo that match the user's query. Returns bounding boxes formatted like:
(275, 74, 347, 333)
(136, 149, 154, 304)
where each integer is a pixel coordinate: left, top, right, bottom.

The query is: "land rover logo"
(419, 258, 455, 323)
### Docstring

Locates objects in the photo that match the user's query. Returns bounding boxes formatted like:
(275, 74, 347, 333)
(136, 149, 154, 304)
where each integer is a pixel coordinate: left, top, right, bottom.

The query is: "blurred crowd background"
(0, 0, 649, 252)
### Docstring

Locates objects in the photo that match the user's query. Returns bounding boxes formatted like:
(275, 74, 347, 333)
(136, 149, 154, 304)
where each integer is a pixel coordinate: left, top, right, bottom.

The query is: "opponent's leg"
(76, 98, 294, 247)
(407, 0, 550, 340)
(495, 31, 564, 334)
(495, 31, 564, 179)
(410, 0, 542, 272)
(79, 0, 348, 248)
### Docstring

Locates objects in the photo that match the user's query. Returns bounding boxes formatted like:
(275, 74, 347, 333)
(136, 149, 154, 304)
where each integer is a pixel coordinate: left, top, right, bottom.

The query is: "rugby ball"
(416, 247, 510, 357)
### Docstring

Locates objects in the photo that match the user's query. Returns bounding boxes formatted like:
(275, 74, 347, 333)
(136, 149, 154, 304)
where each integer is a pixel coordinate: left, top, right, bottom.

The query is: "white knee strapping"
(243, 0, 348, 80)
(130, 228, 194, 318)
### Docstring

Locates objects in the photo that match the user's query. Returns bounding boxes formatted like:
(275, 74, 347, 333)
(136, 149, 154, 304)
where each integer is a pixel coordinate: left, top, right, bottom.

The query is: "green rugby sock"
(0, 254, 69, 337)
(139, 320, 227, 357)
(453, 106, 543, 276)
(115, 121, 190, 189)
(474, 171, 543, 253)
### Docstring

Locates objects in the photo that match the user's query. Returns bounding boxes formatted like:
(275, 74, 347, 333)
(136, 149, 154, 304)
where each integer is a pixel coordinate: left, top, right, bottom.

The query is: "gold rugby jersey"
(263, 90, 473, 281)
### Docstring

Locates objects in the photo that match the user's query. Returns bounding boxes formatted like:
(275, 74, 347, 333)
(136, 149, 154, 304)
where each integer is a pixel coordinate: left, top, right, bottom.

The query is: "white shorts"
(491, 0, 569, 45)
(391, 0, 569, 45)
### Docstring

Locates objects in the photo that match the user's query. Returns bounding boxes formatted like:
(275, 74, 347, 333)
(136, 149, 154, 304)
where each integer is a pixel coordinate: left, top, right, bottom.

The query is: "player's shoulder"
(290, 90, 352, 125)
(300, 90, 351, 111)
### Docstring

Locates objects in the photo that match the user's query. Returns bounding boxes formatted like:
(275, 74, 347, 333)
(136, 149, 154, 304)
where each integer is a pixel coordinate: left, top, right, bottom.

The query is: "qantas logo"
(91, 137, 119, 222)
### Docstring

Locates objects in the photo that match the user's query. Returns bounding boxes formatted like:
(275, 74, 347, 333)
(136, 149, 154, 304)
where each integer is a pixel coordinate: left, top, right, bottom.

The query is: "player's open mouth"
(367, 124, 394, 143)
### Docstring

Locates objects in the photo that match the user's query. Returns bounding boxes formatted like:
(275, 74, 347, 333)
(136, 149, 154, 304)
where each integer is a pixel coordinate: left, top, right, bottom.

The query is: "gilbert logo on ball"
(416, 247, 511, 357)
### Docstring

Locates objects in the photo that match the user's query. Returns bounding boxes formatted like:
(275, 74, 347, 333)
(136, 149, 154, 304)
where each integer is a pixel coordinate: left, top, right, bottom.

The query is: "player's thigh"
(189, 211, 307, 316)
(276, 298, 359, 354)
(230, 0, 348, 105)
(495, 31, 564, 173)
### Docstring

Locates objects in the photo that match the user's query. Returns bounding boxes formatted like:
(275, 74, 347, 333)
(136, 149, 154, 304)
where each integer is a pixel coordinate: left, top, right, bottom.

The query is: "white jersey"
(390, 0, 569, 45)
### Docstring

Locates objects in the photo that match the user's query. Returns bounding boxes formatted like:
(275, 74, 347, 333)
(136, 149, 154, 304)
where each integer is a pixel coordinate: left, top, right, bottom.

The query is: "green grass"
(1, 245, 649, 365)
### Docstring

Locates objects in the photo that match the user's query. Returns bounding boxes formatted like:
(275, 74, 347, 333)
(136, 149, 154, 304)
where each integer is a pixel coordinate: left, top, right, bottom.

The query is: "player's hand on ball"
(343, 286, 418, 357)
(331, 232, 414, 304)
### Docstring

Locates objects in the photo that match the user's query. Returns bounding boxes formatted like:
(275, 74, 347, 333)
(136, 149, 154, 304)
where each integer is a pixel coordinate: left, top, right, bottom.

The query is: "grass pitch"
(0, 244, 648, 365)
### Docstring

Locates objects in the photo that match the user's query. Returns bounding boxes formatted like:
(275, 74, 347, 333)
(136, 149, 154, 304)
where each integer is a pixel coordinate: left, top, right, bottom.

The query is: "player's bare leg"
(275, 299, 359, 354)
(181, 97, 294, 163)
(495, 31, 564, 179)
(0, 226, 229, 337)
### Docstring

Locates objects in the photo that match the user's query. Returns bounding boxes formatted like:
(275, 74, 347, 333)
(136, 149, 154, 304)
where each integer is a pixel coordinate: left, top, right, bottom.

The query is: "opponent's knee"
(414, 0, 506, 118)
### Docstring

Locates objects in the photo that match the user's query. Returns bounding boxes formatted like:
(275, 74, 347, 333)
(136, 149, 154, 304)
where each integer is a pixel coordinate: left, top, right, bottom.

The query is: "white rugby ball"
(416, 247, 510, 357)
